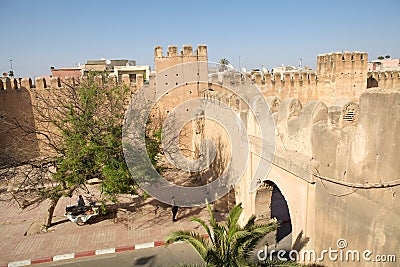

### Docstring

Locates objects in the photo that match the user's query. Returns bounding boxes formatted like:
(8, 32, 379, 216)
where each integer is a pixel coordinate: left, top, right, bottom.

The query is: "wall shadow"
(0, 87, 40, 165)
(270, 185, 292, 243)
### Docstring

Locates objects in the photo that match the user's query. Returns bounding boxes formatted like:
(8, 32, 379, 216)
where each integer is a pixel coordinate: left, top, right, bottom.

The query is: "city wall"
(2, 45, 399, 164)
(367, 70, 400, 89)
(1, 44, 400, 266)
(252, 51, 370, 105)
(0, 74, 144, 164)
(204, 83, 400, 266)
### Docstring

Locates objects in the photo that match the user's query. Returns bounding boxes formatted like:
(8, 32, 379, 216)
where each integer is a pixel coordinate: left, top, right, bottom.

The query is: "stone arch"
(367, 76, 378, 88)
(255, 180, 292, 244)
(254, 181, 273, 222)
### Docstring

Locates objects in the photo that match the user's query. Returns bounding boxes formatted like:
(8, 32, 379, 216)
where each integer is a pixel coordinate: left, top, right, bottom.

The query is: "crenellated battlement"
(367, 70, 400, 89)
(202, 87, 359, 130)
(2, 44, 400, 256)
(201, 87, 400, 165)
(316, 51, 368, 78)
(1, 73, 145, 164)
(154, 44, 208, 73)
(3, 44, 400, 167)
(154, 44, 207, 58)
(244, 52, 370, 105)
(316, 51, 367, 64)
(1, 74, 144, 92)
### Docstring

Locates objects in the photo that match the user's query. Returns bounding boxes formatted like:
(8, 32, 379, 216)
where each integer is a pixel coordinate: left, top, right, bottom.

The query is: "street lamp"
(9, 60, 14, 78)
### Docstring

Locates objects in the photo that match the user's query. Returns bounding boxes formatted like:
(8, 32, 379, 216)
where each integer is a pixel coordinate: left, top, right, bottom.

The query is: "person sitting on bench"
(77, 195, 85, 207)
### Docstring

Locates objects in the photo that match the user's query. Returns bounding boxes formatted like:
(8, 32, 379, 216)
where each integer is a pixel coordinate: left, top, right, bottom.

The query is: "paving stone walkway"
(0, 193, 227, 266)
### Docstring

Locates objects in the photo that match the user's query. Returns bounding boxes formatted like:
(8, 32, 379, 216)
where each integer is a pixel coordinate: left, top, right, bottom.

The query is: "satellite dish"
(241, 68, 246, 73)
(106, 59, 111, 64)
(262, 67, 268, 73)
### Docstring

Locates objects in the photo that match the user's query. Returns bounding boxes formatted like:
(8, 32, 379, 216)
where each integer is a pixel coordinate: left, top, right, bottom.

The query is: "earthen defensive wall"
(1, 44, 400, 266)
(203, 79, 400, 266)
(0, 74, 144, 163)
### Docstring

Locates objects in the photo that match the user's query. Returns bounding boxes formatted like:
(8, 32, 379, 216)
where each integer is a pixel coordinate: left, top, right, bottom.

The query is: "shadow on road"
(134, 255, 156, 266)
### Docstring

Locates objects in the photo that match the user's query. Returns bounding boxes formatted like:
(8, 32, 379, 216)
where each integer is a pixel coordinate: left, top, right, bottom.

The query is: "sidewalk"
(0, 194, 226, 266)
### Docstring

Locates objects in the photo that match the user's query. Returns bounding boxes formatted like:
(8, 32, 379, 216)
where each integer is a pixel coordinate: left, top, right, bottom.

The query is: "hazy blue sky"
(1, 0, 399, 78)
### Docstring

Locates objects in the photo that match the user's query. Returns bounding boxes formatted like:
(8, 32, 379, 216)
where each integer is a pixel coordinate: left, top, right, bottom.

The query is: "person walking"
(171, 196, 178, 222)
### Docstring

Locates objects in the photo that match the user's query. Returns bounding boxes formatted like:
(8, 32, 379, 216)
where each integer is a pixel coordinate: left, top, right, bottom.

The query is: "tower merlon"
(293, 73, 300, 82)
(50, 77, 61, 88)
(21, 78, 33, 89)
(154, 44, 208, 59)
(154, 46, 163, 58)
(35, 77, 47, 89)
(167, 45, 178, 57)
(283, 73, 291, 82)
(196, 44, 207, 57)
(182, 44, 193, 56)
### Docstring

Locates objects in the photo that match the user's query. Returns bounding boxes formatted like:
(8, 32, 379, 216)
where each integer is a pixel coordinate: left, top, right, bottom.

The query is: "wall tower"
(154, 44, 207, 73)
(316, 51, 368, 103)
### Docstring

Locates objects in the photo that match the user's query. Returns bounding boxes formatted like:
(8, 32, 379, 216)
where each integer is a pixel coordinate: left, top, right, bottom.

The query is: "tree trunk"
(45, 195, 60, 229)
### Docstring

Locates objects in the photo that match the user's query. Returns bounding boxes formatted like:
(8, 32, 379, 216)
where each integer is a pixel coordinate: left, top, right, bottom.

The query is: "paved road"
(34, 243, 203, 267)
(34, 232, 292, 267)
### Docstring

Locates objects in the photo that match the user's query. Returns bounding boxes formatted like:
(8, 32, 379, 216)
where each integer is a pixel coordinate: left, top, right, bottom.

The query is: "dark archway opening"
(367, 76, 378, 88)
(255, 181, 292, 244)
(270, 185, 292, 243)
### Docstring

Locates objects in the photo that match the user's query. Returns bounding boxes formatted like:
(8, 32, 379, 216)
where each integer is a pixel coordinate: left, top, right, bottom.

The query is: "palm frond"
(250, 222, 278, 236)
(165, 230, 210, 260)
(173, 263, 207, 267)
(227, 203, 243, 230)
(206, 201, 218, 229)
(239, 222, 279, 258)
(166, 201, 303, 267)
(257, 259, 303, 266)
(243, 215, 257, 230)
(190, 216, 212, 242)
(231, 229, 252, 241)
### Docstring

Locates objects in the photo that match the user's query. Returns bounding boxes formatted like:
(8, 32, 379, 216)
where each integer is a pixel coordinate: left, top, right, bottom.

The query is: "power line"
(247, 142, 400, 190)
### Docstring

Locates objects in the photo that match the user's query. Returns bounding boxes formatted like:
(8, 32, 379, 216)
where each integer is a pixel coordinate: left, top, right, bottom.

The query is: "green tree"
(385, 54, 391, 59)
(145, 125, 163, 173)
(378, 56, 384, 60)
(45, 73, 137, 227)
(165, 202, 302, 267)
(1, 73, 136, 228)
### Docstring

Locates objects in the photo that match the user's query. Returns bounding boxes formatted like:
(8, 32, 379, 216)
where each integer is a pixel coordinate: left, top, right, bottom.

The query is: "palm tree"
(219, 58, 230, 65)
(166, 202, 302, 267)
(218, 58, 230, 72)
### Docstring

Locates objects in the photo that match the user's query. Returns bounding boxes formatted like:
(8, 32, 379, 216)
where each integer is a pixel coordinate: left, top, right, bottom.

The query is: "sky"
(1, 0, 399, 78)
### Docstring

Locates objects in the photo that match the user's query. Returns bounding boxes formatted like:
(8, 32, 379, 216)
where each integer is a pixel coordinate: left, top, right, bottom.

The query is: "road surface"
(35, 243, 203, 267)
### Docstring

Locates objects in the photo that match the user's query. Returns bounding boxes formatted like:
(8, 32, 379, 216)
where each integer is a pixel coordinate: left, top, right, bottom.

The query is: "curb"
(6, 240, 167, 267)
(6, 234, 209, 267)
